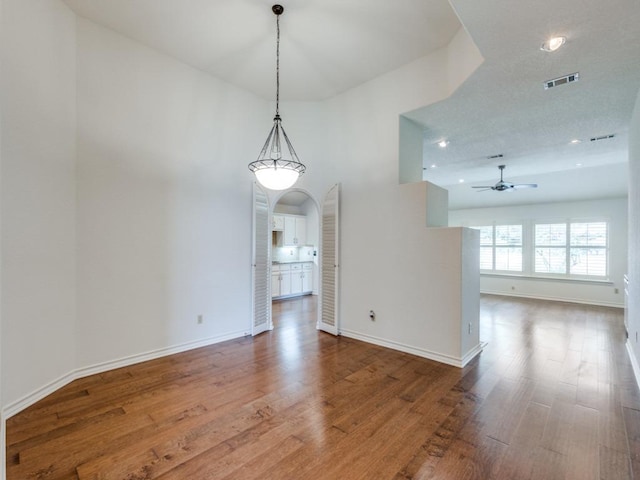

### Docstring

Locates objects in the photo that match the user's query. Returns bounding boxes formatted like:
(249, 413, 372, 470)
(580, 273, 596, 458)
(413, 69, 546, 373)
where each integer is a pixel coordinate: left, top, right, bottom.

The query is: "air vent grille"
(590, 134, 615, 142)
(543, 72, 579, 90)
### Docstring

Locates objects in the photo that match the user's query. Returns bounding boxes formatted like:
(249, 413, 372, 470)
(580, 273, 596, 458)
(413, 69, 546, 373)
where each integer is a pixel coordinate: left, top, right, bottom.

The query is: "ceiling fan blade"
(472, 186, 494, 189)
(512, 183, 538, 189)
(474, 188, 492, 192)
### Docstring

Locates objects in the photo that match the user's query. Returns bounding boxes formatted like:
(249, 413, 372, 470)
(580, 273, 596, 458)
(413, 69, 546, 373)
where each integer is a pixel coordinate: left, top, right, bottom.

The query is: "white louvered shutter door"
(252, 183, 271, 335)
(320, 184, 340, 335)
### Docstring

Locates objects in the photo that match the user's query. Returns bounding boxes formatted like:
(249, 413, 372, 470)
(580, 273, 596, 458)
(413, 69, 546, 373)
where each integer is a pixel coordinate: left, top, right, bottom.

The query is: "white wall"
(0, 6, 484, 439)
(450, 197, 628, 307)
(1, 0, 77, 417)
(75, 19, 268, 369)
(628, 88, 640, 374)
(306, 33, 483, 365)
(1, 0, 4, 470)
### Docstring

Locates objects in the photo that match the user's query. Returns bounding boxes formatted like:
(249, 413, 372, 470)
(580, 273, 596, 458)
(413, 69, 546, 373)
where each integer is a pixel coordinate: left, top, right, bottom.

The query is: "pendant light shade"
(248, 5, 306, 190)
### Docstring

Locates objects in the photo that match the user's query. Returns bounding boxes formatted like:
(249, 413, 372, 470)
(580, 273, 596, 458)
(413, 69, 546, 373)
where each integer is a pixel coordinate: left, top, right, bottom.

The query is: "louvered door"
(319, 184, 340, 335)
(252, 183, 271, 335)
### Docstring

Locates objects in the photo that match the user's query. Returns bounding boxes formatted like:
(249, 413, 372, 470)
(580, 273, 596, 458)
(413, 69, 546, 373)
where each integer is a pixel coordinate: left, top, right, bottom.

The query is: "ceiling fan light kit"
(472, 165, 538, 192)
(248, 4, 306, 191)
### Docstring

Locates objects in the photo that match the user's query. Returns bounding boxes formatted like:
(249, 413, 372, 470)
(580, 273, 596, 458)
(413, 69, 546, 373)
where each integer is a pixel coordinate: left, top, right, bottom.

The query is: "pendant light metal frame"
(248, 4, 306, 190)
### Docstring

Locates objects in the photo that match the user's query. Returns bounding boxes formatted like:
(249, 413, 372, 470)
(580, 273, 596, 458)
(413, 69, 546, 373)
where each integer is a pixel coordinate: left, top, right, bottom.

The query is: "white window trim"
(467, 217, 611, 282)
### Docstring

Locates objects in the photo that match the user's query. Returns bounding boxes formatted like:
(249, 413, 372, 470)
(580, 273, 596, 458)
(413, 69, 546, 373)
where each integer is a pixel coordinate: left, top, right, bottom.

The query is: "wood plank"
(6, 295, 636, 480)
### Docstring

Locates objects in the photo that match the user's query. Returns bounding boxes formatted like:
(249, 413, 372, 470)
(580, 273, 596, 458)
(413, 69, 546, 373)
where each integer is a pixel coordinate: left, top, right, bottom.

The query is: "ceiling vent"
(543, 72, 579, 90)
(487, 154, 504, 159)
(590, 134, 615, 142)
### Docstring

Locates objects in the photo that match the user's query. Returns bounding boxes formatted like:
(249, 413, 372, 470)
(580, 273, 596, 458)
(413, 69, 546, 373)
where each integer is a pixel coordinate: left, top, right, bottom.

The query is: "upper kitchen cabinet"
(272, 214, 285, 231)
(283, 215, 306, 246)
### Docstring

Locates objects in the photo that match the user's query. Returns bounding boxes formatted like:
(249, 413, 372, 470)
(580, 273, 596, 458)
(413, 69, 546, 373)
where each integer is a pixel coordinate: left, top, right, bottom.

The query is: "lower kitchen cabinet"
(272, 262, 313, 299)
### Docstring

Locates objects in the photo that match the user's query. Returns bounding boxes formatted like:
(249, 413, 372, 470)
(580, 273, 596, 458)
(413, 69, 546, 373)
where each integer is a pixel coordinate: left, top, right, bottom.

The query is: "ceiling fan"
(472, 165, 538, 192)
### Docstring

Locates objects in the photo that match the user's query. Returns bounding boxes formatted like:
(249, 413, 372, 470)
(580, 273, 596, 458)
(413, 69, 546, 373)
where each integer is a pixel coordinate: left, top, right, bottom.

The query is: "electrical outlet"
(511, 286, 515, 290)
(369, 310, 375, 321)
(615, 288, 619, 294)
(468, 322, 472, 334)
(197, 314, 204, 325)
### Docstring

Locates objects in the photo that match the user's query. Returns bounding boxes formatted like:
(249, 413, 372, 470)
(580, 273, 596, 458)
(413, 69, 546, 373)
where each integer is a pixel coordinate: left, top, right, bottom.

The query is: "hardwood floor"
(6, 295, 640, 479)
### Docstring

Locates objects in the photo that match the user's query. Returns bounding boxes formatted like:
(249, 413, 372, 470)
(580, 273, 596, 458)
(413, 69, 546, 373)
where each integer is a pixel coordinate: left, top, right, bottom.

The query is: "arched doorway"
(270, 190, 320, 325)
(251, 184, 340, 336)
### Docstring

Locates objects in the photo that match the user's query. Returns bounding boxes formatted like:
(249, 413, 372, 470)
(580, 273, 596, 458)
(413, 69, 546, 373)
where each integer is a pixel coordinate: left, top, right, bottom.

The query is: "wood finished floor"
(6, 295, 640, 479)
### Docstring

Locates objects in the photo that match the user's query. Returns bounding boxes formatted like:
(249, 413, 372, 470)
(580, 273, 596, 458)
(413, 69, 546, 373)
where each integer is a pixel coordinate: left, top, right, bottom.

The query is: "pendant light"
(248, 4, 306, 191)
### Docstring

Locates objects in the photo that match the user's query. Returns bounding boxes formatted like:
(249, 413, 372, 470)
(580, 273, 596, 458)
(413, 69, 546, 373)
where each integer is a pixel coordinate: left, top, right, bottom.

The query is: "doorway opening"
(270, 190, 320, 328)
(252, 183, 340, 337)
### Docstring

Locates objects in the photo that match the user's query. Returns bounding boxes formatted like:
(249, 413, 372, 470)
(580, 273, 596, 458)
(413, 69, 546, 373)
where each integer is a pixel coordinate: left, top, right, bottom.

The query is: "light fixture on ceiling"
(248, 5, 305, 191)
(570, 139, 581, 144)
(541, 36, 566, 52)
(438, 140, 449, 148)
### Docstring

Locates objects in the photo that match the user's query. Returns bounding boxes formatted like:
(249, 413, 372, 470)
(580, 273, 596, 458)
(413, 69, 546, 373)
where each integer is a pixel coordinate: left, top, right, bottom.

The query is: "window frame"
(470, 223, 524, 274)
(468, 218, 610, 282)
(533, 219, 609, 280)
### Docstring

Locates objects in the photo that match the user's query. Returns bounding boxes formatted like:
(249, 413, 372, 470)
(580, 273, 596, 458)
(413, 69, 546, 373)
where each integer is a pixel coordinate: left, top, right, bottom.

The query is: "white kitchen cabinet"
(302, 264, 313, 293)
(272, 214, 284, 231)
(289, 263, 313, 295)
(283, 215, 306, 246)
(290, 263, 303, 294)
(272, 262, 313, 298)
(271, 264, 292, 298)
(271, 270, 281, 298)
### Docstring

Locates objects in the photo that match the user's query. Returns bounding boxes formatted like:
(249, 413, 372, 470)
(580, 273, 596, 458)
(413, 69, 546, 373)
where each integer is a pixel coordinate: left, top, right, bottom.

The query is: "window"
(495, 225, 523, 271)
(471, 224, 523, 272)
(569, 222, 607, 276)
(534, 221, 608, 278)
(534, 223, 566, 274)
(470, 219, 609, 280)
(477, 226, 493, 270)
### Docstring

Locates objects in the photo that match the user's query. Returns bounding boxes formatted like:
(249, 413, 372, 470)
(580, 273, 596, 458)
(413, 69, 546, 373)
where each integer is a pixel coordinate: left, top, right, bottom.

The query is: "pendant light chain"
(248, 5, 305, 191)
(275, 13, 280, 117)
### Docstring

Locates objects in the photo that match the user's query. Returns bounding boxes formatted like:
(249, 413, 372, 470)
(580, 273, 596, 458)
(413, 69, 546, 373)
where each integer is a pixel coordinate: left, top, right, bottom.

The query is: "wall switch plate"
(197, 315, 204, 324)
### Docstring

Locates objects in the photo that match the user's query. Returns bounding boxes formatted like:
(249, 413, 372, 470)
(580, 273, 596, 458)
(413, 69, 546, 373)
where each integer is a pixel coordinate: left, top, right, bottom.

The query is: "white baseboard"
(2, 371, 77, 421)
(2, 330, 246, 423)
(75, 330, 246, 379)
(340, 329, 483, 368)
(481, 290, 624, 309)
(462, 342, 487, 367)
(627, 340, 640, 390)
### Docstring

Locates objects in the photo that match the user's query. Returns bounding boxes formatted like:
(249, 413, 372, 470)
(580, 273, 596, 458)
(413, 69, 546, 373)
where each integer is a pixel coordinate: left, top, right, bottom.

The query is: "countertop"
(272, 260, 314, 264)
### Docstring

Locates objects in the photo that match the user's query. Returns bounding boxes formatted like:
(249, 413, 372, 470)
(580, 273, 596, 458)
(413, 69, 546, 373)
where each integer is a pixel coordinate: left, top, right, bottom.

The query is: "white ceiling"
(63, 0, 640, 209)
(408, 0, 640, 208)
(62, 0, 461, 101)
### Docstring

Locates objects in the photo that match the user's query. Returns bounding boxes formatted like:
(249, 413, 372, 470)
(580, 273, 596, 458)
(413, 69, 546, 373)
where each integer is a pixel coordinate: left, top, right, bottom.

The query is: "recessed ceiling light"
(541, 36, 566, 52)
(438, 140, 449, 148)
(570, 139, 581, 144)
(576, 163, 583, 167)
(430, 164, 437, 169)
(458, 179, 465, 183)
